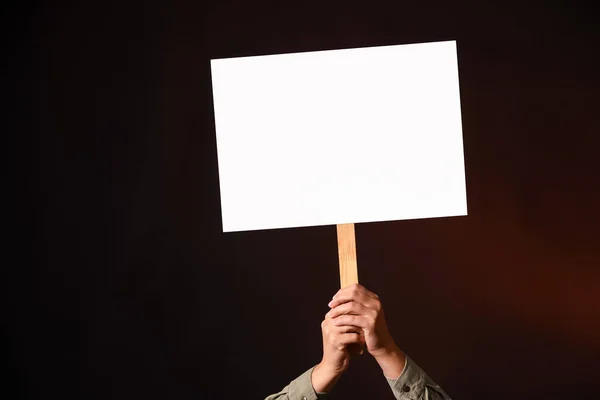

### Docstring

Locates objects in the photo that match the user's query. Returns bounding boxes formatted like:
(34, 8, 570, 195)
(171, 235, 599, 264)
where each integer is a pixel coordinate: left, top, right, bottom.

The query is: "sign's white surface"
(211, 40, 467, 232)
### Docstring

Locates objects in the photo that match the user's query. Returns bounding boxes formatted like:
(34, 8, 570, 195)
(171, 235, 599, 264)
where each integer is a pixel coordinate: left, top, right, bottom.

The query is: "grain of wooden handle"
(336, 223, 358, 288)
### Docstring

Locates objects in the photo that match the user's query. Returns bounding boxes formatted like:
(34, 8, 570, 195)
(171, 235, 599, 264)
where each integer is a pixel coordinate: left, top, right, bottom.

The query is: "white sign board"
(211, 40, 467, 233)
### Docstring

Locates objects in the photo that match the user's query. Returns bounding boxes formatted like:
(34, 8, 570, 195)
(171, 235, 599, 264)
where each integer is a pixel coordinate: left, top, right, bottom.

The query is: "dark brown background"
(5, 0, 600, 399)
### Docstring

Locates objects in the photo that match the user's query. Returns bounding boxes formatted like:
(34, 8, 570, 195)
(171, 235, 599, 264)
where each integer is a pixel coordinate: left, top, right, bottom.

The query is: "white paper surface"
(211, 40, 467, 232)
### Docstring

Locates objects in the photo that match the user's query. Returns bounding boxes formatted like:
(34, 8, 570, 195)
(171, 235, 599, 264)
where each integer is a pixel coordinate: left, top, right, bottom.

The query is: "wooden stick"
(336, 223, 358, 288)
(336, 223, 364, 354)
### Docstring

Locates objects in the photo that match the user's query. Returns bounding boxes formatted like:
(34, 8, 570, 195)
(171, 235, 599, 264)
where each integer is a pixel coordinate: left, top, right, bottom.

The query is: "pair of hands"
(312, 284, 405, 393)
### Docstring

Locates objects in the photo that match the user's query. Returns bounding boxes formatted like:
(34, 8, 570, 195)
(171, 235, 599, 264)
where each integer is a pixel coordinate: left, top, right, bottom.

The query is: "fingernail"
(327, 301, 333, 307)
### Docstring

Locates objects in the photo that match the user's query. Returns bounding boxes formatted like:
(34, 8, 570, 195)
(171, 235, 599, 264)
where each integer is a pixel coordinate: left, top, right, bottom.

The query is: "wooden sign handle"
(336, 223, 364, 355)
(337, 223, 358, 288)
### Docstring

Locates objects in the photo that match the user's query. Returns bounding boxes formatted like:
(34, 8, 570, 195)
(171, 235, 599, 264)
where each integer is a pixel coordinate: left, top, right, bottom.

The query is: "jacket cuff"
(385, 355, 426, 400)
(287, 365, 321, 400)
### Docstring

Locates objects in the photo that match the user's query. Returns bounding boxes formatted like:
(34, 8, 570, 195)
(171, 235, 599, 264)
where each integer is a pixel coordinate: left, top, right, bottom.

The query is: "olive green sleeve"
(264, 365, 329, 400)
(265, 356, 451, 400)
(385, 355, 452, 400)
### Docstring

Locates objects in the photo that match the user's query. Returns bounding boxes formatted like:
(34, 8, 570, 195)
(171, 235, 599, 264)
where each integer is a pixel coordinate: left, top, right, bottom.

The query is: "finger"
(324, 319, 360, 334)
(329, 287, 379, 310)
(350, 284, 379, 301)
(335, 326, 366, 353)
(326, 301, 375, 320)
(337, 332, 364, 346)
(332, 314, 370, 330)
(323, 318, 361, 334)
(331, 283, 379, 304)
(333, 284, 379, 301)
(335, 325, 366, 346)
(333, 324, 362, 335)
(325, 301, 356, 319)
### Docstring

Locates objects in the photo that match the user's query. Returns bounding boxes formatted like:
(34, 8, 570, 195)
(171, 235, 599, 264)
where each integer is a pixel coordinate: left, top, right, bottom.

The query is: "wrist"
(372, 341, 400, 358)
(311, 361, 344, 393)
(372, 344, 406, 379)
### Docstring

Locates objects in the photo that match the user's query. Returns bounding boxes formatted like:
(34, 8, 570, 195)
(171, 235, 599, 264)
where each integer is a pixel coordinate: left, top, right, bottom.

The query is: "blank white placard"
(211, 40, 467, 232)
